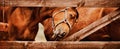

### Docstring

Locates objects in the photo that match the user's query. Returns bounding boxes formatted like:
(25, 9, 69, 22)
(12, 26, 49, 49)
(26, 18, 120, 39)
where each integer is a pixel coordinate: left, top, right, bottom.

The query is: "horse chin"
(51, 33, 57, 40)
(51, 33, 66, 41)
(51, 29, 68, 41)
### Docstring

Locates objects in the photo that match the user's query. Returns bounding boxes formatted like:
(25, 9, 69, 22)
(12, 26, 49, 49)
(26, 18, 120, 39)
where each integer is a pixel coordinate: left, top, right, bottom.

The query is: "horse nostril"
(58, 32, 66, 38)
(51, 33, 57, 40)
(62, 32, 66, 36)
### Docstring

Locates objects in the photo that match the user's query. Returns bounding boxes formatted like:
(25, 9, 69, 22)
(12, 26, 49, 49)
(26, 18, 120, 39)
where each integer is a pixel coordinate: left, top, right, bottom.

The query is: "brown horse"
(2, 7, 55, 41)
(0, 7, 56, 41)
(69, 7, 118, 40)
(1, 7, 49, 41)
(6, 7, 38, 41)
(2, 7, 78, 41)
(81, 8, 119, 41)
(19, 7, 77, 41)
(41, 7, 78, 40)
(0, 7, 119, 41)
(43, 7, 118, 41)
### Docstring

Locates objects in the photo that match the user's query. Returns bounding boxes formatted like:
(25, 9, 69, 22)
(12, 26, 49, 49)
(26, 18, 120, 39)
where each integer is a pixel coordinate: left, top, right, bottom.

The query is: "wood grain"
(0, 41, 120, 49)
(1, 0, 120, 7)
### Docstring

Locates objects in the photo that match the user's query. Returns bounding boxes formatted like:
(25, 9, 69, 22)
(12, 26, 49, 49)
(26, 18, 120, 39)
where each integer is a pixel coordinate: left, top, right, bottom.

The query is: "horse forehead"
(53, 8, 77, 16)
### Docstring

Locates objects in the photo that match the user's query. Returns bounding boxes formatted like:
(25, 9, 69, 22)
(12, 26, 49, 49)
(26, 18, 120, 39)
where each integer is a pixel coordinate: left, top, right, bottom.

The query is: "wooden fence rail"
(0, 41, 120, 49)
(0, 0, 120, 7)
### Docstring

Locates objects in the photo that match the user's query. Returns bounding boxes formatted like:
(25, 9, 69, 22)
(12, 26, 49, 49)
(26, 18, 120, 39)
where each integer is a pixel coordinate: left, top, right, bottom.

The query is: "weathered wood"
(2, 0, 120, 7)
(0, 41, 120, 49)
(0, 41, 25, 49)
(63, 8, 120, 41)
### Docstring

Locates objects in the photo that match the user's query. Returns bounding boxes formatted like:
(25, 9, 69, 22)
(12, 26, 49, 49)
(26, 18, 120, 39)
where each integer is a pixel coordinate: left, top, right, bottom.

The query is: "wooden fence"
(0, 41, 120, 49)
(1, 0, 120, 49)
(0, 0, 120, 7)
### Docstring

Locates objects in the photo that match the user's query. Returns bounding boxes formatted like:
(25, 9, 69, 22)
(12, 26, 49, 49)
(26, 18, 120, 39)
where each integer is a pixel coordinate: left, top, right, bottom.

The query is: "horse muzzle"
(51, 31, 67, 41)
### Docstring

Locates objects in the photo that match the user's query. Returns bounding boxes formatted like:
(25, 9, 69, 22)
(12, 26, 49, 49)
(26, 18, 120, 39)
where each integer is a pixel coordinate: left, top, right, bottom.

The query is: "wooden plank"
(62, 8, 120, 41)
(0, 41, 120, 49)
(3, 0, 120, 7)
(0, 41, 25, 49)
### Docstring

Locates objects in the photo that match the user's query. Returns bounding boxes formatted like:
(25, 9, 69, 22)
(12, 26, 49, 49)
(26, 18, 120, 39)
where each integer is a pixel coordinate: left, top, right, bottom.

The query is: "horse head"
(51, 7, 78, 40)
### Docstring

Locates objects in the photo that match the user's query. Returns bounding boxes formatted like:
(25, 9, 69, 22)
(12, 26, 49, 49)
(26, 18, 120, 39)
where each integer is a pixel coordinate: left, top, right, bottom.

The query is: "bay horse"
(43, 7, 118, 41)
(0, 7, 119, 41)
(1, 7, 57, 41)
(6, 7, 39, 41)
(69, 7, 118, 41)
(1, 7, 78, 41)
(42, 7, 78, 40)
(0, 7, 56, 41)
(1, 7, 51, 41)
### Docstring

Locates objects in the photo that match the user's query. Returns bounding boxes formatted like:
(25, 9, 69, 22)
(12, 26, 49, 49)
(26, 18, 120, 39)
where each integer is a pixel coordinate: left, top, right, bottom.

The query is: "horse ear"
(74, 8, 79, 23)
(70, 7, 79, 23)
(77, 0, 85, 7)
(72, 7, 79, 18)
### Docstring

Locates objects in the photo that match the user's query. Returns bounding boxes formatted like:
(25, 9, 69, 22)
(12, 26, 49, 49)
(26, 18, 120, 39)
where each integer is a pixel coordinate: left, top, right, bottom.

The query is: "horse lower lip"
(58, 35, 62, 38)
(51, 34, 57, 40)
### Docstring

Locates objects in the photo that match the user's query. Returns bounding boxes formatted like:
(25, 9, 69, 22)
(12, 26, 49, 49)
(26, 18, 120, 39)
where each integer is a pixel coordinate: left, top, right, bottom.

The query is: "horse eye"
(69, 14, 75, 19)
